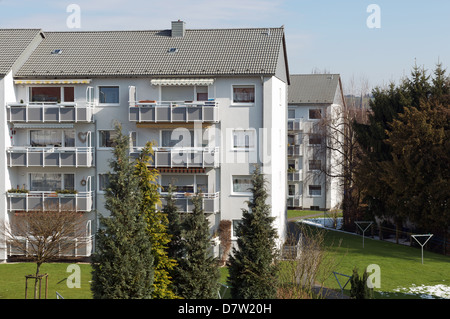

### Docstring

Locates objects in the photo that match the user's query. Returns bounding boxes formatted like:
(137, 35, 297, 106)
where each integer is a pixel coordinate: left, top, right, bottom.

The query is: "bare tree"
(0, 204, 88, 298)
(278, 224, 344, 299)
(311, 96, 369, 231)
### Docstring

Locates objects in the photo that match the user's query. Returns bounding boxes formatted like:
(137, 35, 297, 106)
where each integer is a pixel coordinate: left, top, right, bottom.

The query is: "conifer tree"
(135, 142, 177, 299)
(176, 193, 220, 299)
(91, 123, 154, 299)
(164, 184, 184, 295)
(227, 165, 279, 299)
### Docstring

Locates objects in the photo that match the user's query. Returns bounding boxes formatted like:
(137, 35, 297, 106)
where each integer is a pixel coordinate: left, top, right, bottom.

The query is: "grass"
(1, 223, 448, 299)
(287, 209, 343, 220)
(298, 223, 450, 299)
(0, 262, 93, 299)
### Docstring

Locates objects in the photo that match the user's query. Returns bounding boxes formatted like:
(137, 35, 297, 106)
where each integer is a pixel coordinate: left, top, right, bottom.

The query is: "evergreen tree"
(227, 165, 279, 299)
(164, 184, 184, 296)
(91, 123, 154, 299)
(135, 142, 177, 299)
(350, 268, 373, 299)
(354, 63, 450, 243)
(176, 193, 220, 299)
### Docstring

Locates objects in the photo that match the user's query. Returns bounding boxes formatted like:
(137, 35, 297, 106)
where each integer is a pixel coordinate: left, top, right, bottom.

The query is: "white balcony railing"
(129, 100, 219, 123)
(288, 118, 302, 131)
(159, 192, 220, 214)
(287, 145, 302, 157)
(287, 170, 302, 182)
(7, 191, 94, 212)
(7, 146, 94, 167)
(7, 102, 94, 123)
(130, 147, 219, 168)
(287, 195, 302, 208)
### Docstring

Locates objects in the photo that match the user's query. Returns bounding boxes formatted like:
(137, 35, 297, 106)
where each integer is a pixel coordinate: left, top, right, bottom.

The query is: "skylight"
(51, 49, 62, 55)
(167, 48, 178, 54)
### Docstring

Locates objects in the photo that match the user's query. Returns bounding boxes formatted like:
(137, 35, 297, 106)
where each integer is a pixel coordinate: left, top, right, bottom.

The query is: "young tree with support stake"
(90, 123, 154, 299)
(1, 205, 86, 299)
(227, 165, 279, 299)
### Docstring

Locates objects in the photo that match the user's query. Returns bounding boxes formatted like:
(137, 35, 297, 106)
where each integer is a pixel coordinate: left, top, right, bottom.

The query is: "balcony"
(7, 191, 94, 212)
(159, 192, 220, 214)
(287, 195, 302, 208)
(129, 101, 219, 123)
(287, 170, 302, 182)
(131, 147, 219, 168)
(287, 145, 302, 157)
(7, 102, 94, 123)
(288, 118, 302, 131)
(7, 147, 94, 167)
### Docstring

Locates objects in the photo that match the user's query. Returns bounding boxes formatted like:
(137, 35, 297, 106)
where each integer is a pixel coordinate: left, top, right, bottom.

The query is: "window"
(98, 174, 110, 191)
(232, 176, 252, 194)
(232, 85, 255, 104)
(288, 185, 296, 196)
(129, 132, 137, 149)
(99, 130, 119, 148)
(161, 129, 194, 148)
(309, 134, 322, 145)
(288, 109, 296, 119)
(309, 108, 322, 120)
(29, 87, 74, 103)
(308, 185, 322, 197)
(99, 86, 119, 104)
(232, 220, 242, 237)
(30, 130, 75, 147)
(232, 129, 255, 150)
(309, 159, 321, 171)
(30, 173, 74, 192)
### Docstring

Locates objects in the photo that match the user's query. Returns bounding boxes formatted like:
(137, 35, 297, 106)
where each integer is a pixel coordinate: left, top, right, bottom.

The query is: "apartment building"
(0, 21, 289, 261)
(287, 74, 344, 211)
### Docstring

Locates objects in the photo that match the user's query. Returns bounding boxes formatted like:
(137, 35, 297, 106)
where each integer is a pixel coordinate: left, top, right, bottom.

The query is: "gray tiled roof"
(15, 27, 286, 78)
(288, 74, 341, 104)
(0, 29, 42, 76)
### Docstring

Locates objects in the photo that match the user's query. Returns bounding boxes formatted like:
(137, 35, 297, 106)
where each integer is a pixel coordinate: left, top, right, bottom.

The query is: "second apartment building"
(0, 21, 290, 261)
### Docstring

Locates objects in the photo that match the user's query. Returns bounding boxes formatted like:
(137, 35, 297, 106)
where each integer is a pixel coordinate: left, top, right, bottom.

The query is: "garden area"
(1, 213, 448, 299)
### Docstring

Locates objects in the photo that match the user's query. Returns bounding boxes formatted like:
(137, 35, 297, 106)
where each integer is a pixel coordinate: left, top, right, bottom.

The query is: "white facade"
(0, 24, 290, 261)
(287, 74, 344, 211)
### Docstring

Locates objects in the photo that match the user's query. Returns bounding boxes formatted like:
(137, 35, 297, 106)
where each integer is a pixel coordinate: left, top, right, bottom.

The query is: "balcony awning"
(13, 123, 74, 129)
(150, 78, 215, 86)
(14, 79, 92, 85)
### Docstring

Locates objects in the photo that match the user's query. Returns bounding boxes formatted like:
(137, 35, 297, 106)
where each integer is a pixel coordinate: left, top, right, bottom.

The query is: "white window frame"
(27, 86, 75, 103)
(232, 219, 242, 239)
(28, 129, 75, 148)
(231, 129, 256, 151)
(308, 185, 322, 197)
(231, 175, 253, 196)
(308, 108, 322, 120)
(29, 172, 76, 192)
(97, 173, 110, 194)
(308, 159, 322, 171)
(231, 84, 255, 106)
(98, 130, 118, 149)
(98, 85, 120, 106)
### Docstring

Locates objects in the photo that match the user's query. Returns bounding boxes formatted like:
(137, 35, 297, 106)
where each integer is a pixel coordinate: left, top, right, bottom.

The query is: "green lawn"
(1, 224, 449, 299)
(300, 223, 450, 299)
(0, 263, 93, 299)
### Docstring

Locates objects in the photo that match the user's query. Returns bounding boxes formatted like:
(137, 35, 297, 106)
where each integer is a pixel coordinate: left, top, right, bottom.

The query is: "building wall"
(2, 74, 288, 260)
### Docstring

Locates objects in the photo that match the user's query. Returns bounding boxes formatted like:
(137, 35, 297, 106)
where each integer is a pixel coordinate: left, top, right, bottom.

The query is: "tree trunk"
(34, 263, 41, 299)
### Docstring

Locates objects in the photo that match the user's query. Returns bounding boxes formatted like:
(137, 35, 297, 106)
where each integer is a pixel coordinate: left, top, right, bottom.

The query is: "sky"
(1, 0, 449, 94)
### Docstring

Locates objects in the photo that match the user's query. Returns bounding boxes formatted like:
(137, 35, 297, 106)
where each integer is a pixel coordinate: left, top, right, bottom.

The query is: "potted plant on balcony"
(7, 187, 29, 194)
(9, 99, 27, 107)
(55, 189, 78, 196)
